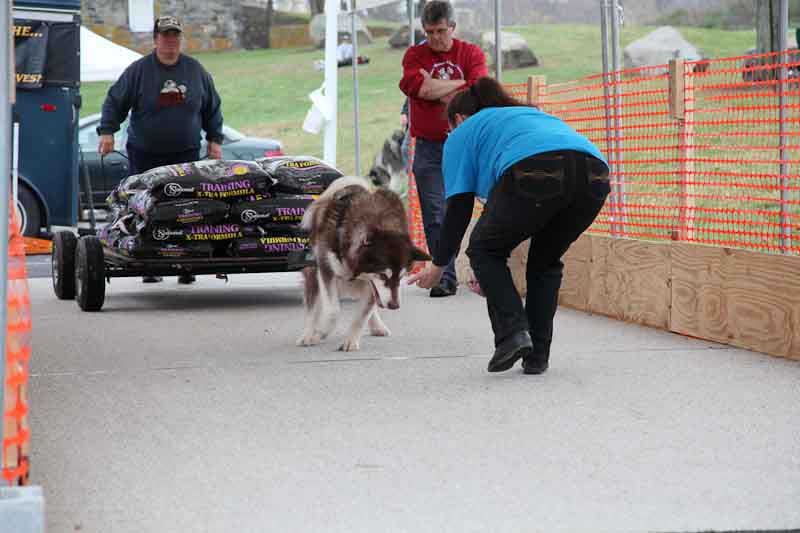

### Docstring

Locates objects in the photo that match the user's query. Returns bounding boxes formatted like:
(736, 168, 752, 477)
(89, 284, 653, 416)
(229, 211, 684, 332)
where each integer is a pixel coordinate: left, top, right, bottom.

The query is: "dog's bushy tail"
(301, 176, 370, 231)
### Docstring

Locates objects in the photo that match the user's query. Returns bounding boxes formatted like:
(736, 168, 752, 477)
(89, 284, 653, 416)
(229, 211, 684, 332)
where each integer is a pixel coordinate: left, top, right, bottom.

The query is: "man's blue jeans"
(412, 138, 457, 285)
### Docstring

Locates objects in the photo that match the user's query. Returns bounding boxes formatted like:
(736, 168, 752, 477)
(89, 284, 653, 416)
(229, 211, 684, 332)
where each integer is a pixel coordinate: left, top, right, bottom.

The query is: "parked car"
(77, 113, 283, 209)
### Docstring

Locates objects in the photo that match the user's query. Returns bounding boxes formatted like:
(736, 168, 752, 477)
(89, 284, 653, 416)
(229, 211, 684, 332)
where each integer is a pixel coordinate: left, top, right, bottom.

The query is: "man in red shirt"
(399, 0, 488, 297)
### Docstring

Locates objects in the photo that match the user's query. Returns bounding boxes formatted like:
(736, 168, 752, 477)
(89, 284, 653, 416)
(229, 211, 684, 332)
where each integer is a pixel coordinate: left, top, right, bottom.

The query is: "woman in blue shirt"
(408, 77, 610, 375)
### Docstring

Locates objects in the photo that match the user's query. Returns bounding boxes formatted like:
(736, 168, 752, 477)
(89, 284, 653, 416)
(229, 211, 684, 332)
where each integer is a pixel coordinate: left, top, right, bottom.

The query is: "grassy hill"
(80, 23, 756, 175)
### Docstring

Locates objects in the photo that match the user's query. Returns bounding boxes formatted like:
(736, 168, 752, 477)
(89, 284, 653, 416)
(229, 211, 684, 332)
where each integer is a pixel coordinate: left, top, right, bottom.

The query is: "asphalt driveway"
(23, 273, 800, 533)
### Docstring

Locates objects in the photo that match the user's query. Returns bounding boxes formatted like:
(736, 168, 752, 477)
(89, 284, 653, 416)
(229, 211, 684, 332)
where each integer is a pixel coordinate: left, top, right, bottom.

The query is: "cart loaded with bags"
(51, 156, 342, 311)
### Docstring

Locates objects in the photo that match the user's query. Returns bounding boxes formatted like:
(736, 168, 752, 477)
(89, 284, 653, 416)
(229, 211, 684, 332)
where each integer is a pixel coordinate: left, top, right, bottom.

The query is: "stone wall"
(82, 0, 242, 53)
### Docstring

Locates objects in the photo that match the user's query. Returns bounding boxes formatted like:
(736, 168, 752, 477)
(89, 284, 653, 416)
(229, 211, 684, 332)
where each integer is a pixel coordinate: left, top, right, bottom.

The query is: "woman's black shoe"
(487, 331, 532, 372)
(523, 339, 551, 374)
(522, 353, 549, 375)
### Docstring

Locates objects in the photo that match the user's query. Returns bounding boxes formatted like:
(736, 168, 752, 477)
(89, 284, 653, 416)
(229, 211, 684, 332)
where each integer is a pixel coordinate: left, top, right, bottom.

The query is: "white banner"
(343, 0, 404, 13)
(128, 0, 154, 33)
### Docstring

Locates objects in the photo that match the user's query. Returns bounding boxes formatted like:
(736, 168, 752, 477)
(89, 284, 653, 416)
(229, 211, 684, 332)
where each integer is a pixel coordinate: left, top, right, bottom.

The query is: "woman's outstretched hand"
(464, 268, 484, 297)
(467, 278, 484, 297)
(406, 264, 444, 289)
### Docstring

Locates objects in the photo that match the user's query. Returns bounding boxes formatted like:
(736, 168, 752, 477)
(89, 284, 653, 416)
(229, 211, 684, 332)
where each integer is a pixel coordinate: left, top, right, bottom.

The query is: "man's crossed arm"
(417, 68, 466, 101)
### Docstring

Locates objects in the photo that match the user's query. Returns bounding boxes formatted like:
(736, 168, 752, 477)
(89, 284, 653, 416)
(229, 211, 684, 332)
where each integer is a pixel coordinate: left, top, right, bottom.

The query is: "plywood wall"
(458, 233, 800, 361)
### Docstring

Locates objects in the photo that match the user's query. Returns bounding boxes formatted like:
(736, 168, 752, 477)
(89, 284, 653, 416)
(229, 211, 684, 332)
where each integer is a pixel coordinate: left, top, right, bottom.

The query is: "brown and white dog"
(297, 177, 430, 351)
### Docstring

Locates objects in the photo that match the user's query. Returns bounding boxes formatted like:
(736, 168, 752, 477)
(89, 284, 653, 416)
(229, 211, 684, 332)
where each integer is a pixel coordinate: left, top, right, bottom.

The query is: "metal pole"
(778, 0, 790, 252)
(494, 0, 502, 81)
(350, 4, 361, 176)
(0, 0, 13, 485)
(12, 122, 18, 220)
(610, 0, 624, 235)
(407, 0, 415, 152)
(599, 0, 616, 236)
(323, 0, 338, 167)
(408, 0, 415, 48)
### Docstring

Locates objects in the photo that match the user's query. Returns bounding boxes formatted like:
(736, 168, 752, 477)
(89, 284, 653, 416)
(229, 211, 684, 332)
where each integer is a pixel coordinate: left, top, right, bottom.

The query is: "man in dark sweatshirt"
(97, 15, 224, 284)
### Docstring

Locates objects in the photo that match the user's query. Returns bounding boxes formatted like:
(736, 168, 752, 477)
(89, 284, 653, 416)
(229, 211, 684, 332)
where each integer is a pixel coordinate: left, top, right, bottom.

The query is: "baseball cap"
(154, 16, 183, 33)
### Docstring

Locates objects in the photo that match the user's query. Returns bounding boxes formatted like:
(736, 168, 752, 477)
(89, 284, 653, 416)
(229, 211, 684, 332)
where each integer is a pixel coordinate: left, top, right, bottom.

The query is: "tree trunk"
(755, 0, 778, 54)
(265, 0, 274, 49)
(308, 0, 325, 15)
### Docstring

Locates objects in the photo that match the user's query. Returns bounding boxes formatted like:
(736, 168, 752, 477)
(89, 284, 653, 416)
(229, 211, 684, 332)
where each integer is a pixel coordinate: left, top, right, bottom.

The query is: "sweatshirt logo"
(431, 61, 464, 81)
(158, 79, 187, 108)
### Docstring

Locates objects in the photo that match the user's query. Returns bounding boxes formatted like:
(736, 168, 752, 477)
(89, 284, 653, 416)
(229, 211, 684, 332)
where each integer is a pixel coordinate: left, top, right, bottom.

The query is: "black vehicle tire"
(16, 185, 42, 237)
(75, 236, 106, 312)
(52, 231, 77, 300)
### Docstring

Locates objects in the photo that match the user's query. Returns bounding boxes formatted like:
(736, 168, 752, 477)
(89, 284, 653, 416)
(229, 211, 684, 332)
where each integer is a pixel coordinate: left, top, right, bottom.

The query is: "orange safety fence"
(406, 137, 429, 273)
(3, 206, 32, 485)
(23, 237, 52, 256)
(534, 51, 800, 254)
(409, 51, 800, 257)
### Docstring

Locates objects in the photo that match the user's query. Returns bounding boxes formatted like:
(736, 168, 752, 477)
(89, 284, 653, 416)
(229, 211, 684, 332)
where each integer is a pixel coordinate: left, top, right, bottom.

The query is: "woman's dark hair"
(446, 76, 528, 125)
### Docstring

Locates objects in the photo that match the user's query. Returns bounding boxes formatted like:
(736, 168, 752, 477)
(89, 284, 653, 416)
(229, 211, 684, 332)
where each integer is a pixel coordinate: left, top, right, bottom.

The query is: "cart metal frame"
(51, 231, 312, 311)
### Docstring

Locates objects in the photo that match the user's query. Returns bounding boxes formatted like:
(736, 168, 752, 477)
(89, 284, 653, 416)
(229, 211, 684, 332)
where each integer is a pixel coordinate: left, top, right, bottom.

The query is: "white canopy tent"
(80, 26, 143, 82)
(317, 0, 502, 172)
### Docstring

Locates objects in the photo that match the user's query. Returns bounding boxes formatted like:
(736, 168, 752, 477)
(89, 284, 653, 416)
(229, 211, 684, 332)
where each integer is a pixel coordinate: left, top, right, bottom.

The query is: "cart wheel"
(75, 236, 106, 312)
(52, 231, 77, 300)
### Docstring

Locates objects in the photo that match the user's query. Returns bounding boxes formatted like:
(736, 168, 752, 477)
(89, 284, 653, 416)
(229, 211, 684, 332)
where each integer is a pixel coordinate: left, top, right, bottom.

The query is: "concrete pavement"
(24, 273, 800, 532)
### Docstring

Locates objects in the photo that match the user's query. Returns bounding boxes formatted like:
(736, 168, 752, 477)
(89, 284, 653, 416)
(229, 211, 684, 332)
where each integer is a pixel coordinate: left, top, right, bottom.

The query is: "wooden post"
(527, 75, 546, 108)
(669, 58, 694, 241)
(669, 59, 685, 120)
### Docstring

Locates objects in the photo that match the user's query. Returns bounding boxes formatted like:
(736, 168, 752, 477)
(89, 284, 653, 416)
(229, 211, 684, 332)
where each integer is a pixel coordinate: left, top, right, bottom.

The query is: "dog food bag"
(229, 195, 313, 226)
(98, 224, 124, 249)
(229, 225, 310, 257)
(128, 192, 230, 227)
(256, 156, 343, 195)
(230, 235, 310, 257)
(115, 237, 215, 259)
(110, 160, 276, 203)
(143, 223, 246, 243)
(98, 211, 139, 245)
(98, 225, 214, 259)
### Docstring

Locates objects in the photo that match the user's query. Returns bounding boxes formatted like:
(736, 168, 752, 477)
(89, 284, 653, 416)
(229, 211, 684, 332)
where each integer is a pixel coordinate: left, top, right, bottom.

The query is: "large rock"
(388, 24, 481, 49)
(481, 31, 538, 70)
(388, 24, 425, 49)
(309, 13, 372, 48)
(623, 26, 702, 70)
(742, 46, 800, 82)
(456, 28, 482, 46)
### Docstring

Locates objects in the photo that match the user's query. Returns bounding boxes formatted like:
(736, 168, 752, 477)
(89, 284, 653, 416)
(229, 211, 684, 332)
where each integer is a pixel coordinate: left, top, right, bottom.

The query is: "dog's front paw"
(339, 337, 361, 352)
(296, 333, 322, 346)
(369, 324, 391, 337)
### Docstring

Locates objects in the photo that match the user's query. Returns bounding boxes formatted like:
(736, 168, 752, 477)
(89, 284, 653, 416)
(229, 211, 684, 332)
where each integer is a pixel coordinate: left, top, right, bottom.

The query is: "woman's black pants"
(466, 150, 610, 353)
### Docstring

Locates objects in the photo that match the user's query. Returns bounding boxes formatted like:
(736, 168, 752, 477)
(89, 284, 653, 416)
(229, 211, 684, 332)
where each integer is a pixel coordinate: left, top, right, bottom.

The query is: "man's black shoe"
(430, 278, 457, 298)
(142, 275, 163, 283)
(522, 352, 549, 375)
(177, 274, 196, 285)
(487, 331, 532, 372)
